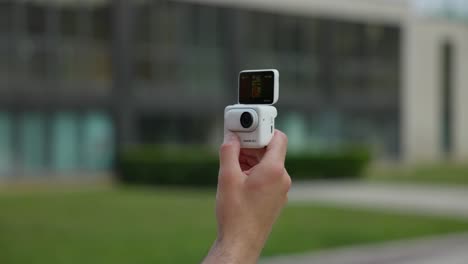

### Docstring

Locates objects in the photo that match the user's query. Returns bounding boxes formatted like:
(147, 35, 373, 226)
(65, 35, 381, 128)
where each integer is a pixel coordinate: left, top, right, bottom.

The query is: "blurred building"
(0, 0, 467, 179)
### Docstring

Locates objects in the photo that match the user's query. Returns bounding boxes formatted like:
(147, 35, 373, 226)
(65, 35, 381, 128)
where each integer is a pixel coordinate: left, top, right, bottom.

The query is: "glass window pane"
(60, 7, 79, 37)
(0, 113, 13, 176)
(0, 43, 9, 87)
(135, 58, 152, 82)
(334, 22, 363, 59)
(51, 113, 79, 172)
(198, 5, 218, 47)
(19, 113, 45, 172)
(154, 1, 180, 47)
(59, 46, 111, 87)
(246, 11, 275, 51)
(0, 1, 12, 34)
(275, 16, 297, 52)
(26, 3, 46, 35)
(82, 113, 114, 171)
(280, 112, 307, 152)
(29, 47, 49, 79)
(135, 4, 152, 42)
(92, 6, 111, 41)
(90, 47, 112, 84)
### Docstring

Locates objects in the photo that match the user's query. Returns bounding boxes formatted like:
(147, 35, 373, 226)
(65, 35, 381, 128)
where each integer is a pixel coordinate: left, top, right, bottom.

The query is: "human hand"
(203, 130, 291, 264)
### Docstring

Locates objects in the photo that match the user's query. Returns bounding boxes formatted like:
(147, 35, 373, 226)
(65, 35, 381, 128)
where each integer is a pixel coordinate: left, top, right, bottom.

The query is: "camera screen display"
(239, 71, 275, 104)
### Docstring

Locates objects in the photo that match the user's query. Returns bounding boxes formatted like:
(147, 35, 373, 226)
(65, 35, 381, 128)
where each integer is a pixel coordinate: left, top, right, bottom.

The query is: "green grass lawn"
(1, 187, 468, 264)
(366, 163, 468, 186)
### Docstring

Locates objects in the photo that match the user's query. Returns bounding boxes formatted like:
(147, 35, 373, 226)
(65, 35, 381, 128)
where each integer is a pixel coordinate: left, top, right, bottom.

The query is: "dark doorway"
(440, 40, 454, 157)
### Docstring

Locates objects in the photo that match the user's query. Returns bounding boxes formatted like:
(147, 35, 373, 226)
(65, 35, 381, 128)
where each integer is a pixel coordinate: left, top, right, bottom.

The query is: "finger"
(261, 130, 288, 166)
(240, 162, 250, 172)
(240, 148, 266, 162)
(239, 154, 259, 169)
(219, 132, 243, 181)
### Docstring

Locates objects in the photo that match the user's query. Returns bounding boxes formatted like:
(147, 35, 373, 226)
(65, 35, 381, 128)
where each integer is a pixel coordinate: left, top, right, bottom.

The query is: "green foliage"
(117, 145, 371, 186)
(117, 145, 219, 186)
(286, 148, 371, 179)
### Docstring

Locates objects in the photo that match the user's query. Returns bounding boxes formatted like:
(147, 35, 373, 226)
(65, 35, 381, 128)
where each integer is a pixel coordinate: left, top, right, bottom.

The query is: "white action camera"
(224, 69, 279, 148)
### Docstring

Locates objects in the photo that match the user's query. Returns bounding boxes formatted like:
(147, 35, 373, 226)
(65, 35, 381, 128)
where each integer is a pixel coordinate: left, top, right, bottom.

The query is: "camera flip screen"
(239, 71, 275, 104)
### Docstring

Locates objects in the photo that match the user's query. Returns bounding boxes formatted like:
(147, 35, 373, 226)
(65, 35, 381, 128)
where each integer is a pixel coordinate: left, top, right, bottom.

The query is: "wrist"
(208, 235, 263, 264)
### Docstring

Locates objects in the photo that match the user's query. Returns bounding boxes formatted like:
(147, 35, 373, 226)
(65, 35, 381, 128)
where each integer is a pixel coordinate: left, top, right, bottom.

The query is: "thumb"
(219, 132, 243, 182)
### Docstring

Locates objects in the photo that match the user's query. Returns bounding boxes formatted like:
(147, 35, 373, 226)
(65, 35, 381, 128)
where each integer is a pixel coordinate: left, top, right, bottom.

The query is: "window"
(89, 47, 111, 84)
(367, 25, 399, 59)
(56, 2, 111, 87)
(26, 3, 46, 35)
(138, 114, 210, 144)
(51, 113, 80, 172)
(342, 113, 399, 158)
(198, 5, 219, 48)
(153, 1, 181, 47)
(0, 2, 11, 81)
(296, 18, 320, 91)
(92, 6, 111, 41)
(334, 22, 363, 59)
(82, 113, 114, 171)
(0, 1, 12, 34)
(366, 24, 385, 58)
(60, 7, 79, 37)
(279, 112, 308, 152)
(135, 58, 152, 82)
(299, 18, 319, 54)
(365, 25, 400, 97)
(59, 44, 111, 87)
(185, 4, 201, 46)
(246, 11, 275, 51)
(135, 4, 152, 42)
(275, 16, 298, 52)
(0, 113, 13, 176)
(29, 47, 49, 80)
(153, 59, 179, 87)
(215, 7, 227, 48)
(19, 113, 46, 172)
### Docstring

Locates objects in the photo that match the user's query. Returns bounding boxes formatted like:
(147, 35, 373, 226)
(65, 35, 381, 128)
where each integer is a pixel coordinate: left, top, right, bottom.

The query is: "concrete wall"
(402, 18, 468, 162)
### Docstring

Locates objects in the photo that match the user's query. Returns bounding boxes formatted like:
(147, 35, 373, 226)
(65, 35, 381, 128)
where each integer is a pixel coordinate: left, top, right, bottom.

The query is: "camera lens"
(240, 112, 254, 128)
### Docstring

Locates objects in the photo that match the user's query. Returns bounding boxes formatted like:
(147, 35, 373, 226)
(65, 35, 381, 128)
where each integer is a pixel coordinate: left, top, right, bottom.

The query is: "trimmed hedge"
(117, 146, 219, 186)
(286, 149, 371, 179)
(117, 145, 371, 186)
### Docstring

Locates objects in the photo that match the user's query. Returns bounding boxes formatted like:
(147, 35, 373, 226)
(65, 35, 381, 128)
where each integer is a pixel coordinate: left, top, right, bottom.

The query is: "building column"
(402, 19, 442, 163)
(453, 28, 468, 161)
(403, 18, 468, 163)
(111, 0, 136, 150)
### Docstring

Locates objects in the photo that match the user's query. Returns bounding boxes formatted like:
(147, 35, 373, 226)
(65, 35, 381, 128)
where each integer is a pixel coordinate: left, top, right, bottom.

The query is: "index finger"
(261, 130, 288, 165)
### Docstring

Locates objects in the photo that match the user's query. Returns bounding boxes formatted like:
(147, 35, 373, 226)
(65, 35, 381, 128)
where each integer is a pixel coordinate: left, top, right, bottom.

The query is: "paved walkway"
(261, 181, 468, 264)
(289, 181, 468, 219)
(261, 232, 468, 264)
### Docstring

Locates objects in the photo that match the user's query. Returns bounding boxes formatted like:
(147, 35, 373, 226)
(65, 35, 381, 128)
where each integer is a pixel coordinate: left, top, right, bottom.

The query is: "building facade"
(0, 0, 467, 179)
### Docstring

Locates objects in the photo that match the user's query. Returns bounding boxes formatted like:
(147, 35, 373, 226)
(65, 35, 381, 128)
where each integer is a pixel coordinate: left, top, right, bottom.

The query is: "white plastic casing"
(225, 104, 277, 148)
(238, 69, 279, 105)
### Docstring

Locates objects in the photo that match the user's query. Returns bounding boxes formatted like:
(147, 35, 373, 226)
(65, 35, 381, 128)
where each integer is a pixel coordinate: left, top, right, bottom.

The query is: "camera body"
(224, 69, 279, 148)
(225, 105, 277, 148)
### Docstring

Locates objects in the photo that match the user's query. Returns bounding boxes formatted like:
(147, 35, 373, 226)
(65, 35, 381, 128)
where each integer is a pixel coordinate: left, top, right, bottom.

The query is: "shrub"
(286, 148, 371, 179)
(117, 145, 371, 186)
(117, 145, 219, 186)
